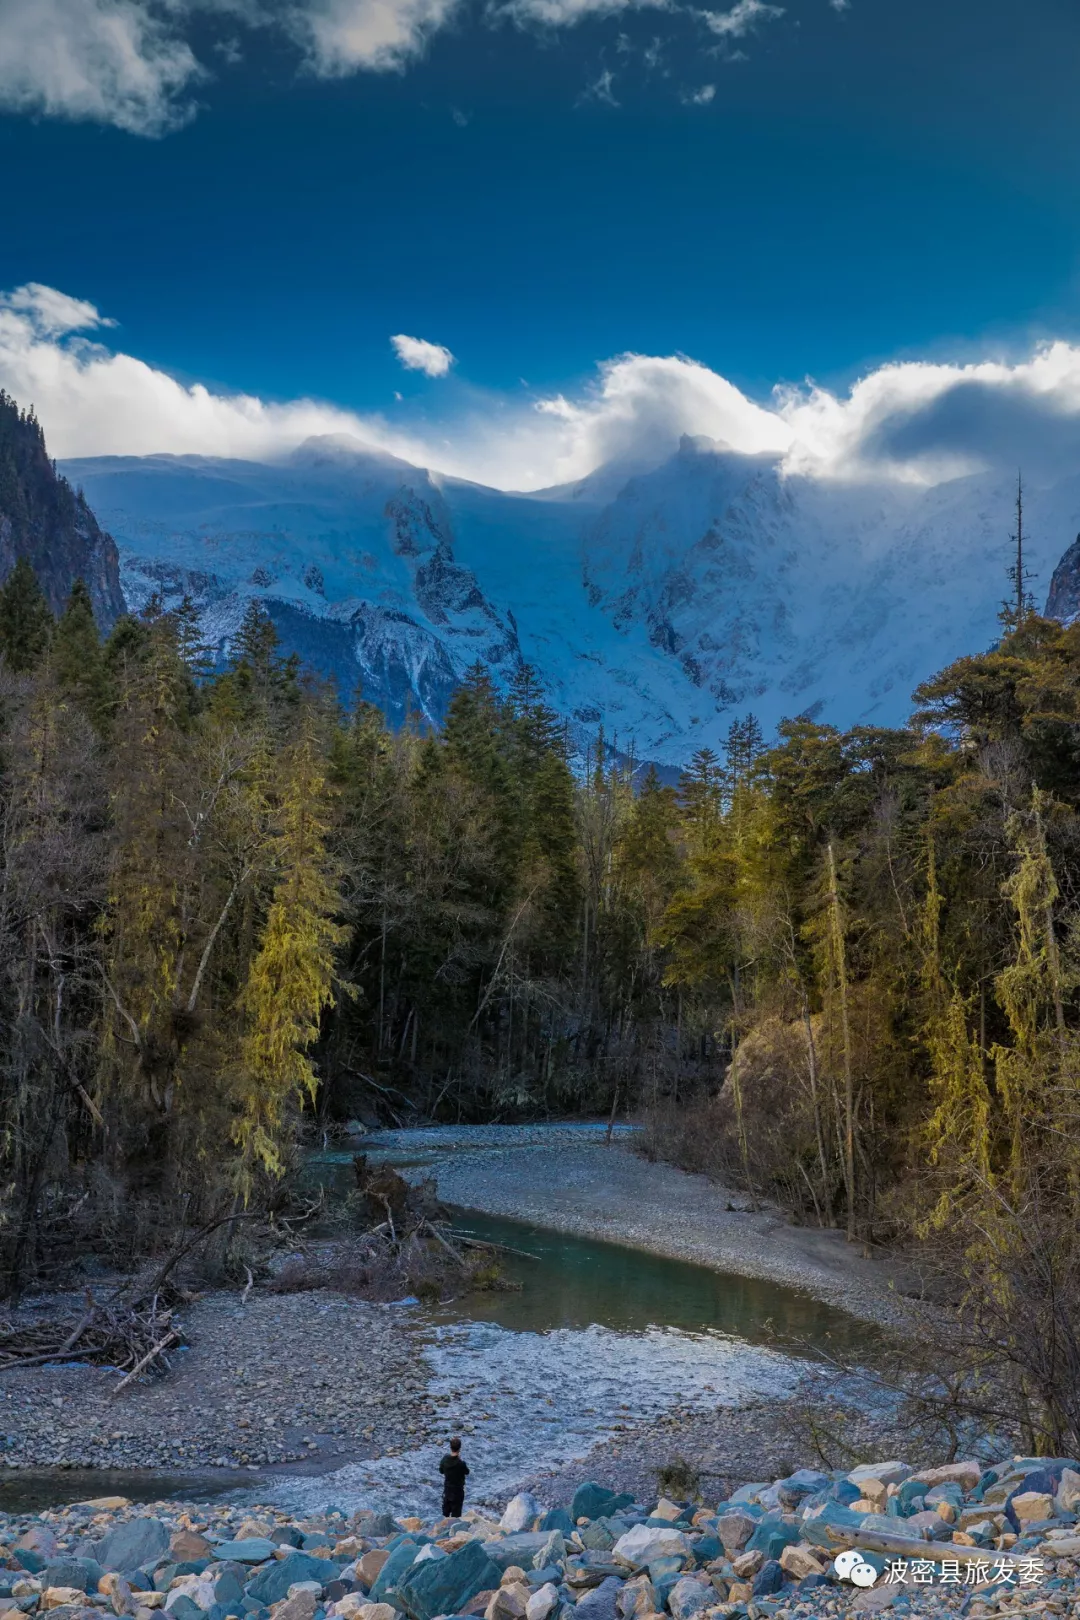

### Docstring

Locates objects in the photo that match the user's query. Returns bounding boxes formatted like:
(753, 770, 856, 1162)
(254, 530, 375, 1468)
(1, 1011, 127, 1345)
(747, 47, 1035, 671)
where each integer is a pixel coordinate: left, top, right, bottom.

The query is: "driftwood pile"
(268, 1157, 520, 1304)
(0, 1285, 183, 1389)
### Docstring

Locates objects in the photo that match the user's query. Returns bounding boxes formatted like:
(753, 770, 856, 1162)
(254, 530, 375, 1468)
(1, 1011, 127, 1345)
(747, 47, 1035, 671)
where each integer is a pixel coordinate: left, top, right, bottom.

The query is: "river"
(3, 1124, 879, 1518)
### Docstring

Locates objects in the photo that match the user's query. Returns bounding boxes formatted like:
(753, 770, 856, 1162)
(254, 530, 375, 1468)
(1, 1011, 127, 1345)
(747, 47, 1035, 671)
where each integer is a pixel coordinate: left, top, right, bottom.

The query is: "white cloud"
(701, 0, 783, 38)
(680, 82, 715, 102)
(11, 282, 1080, 501)
(288, 0, 461, 72)
(0, 0, 203, 136)
(578, 66, 619, 104)
(0, 0, 805, 127)
(391, 333, 456, 377)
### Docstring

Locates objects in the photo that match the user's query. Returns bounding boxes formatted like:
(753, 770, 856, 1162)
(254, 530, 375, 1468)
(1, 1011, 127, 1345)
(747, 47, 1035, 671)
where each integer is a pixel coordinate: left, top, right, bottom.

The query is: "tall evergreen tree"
(0, 558, 53, 673)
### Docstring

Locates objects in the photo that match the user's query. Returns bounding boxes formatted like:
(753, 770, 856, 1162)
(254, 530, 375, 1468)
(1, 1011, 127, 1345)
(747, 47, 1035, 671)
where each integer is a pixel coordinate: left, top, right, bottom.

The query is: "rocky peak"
(0, 392, 125, 625)
(1046, 533, 1080, 625)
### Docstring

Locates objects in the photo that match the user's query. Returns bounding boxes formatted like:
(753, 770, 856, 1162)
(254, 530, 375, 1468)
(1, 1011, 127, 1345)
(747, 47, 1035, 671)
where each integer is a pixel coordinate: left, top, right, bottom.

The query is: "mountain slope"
(61, 433, 1080, 761)
(0, 392, 125, 624)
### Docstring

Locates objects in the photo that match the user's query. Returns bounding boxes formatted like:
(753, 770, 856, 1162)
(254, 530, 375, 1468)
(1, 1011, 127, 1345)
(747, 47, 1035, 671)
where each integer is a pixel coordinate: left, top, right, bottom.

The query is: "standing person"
(439, 1436, 469, 1519)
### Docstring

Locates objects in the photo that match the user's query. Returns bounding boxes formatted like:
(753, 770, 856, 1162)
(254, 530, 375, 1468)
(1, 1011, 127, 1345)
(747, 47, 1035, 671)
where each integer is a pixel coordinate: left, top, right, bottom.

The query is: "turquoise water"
(440, 1207, 876, 1357)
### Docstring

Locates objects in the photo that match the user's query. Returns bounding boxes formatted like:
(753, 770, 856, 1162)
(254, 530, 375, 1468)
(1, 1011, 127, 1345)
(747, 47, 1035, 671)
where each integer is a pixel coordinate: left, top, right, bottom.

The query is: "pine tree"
(1000, 473, 1038, 634)
(52, 578, 108, 727)
(235, 719, 346, 1182)
(0, 557, 53, 672)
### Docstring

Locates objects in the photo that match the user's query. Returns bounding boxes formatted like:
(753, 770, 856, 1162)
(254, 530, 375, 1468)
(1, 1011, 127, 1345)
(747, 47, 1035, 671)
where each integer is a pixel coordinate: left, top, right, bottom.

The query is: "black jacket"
(439, 1454, 469, 1493)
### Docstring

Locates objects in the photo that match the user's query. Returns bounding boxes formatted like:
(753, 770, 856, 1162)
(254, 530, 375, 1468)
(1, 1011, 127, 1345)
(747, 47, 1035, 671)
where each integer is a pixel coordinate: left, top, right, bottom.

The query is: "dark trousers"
(442, 1491, 464, 1518)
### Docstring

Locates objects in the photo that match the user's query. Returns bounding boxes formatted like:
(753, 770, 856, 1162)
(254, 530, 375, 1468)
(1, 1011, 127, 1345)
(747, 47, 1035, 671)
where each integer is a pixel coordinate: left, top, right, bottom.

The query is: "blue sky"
(3, 0, 1080, 486)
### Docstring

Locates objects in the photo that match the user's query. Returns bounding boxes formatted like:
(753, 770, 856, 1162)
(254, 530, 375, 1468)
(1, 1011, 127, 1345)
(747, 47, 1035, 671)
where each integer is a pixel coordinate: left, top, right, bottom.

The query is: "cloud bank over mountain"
(6, 281, 1080, 495)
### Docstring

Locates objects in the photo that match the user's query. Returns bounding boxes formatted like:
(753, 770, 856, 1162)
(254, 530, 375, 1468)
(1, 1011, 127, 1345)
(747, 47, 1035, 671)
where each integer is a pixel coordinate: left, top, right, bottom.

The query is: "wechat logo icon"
(834, 1550, 878, 1588)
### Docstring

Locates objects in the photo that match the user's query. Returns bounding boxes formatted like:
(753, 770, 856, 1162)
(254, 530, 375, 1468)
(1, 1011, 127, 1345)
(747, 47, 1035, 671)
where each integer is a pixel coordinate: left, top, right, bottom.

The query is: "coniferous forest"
(6, 433, 1080, 1442)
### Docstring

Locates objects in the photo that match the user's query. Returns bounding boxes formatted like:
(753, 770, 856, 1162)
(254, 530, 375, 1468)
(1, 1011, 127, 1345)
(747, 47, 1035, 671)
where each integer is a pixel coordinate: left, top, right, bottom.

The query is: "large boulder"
(848, 1463, 912, 1490)
(96, 1520, 172, 1574)
(395, 1542, 503, 1620)
(525, 1585, 559, 1620)
(745, 1517, 799, 1561)
(367, 1544, 421, 1609)
(776, 1472, 830, 1510)
(500, 1497, 542, 1535)
(247, 1554, 341, 1608)
(666, 1578, 710, 1620)
(42, 1562, 103, 1595)
(751, 1561, 784, 1598)
(16, 1529, 60, 1560)
(538, 1511, 574, 1538)
(570, 1487, 634, 1524)
(573, 1577, 623, 1620)
(210, 1541, 278, 1565)
(716, 1513, 756, 1555)
(907, 1462, 981, 1492)
(614, 1576, 655, 1620)
(481, 1535, 564, 1576)
(612, 1527, 689, 1569)
(164, 1578, 216, 1613)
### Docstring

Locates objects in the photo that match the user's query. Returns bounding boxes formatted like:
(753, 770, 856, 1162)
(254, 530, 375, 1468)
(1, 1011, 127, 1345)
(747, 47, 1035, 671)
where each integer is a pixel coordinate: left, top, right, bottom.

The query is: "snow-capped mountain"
(62, 435, 1080, 765)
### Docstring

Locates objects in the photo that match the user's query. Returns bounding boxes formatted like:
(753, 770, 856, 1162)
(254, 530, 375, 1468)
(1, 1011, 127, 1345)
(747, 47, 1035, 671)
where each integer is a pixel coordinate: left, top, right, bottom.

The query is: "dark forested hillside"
(0, 393, 125, 623)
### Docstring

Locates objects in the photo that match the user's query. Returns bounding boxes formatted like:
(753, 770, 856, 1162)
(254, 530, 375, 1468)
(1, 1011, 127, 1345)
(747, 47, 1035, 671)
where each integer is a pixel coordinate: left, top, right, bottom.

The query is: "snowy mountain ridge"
(61, 435, 1080, 764)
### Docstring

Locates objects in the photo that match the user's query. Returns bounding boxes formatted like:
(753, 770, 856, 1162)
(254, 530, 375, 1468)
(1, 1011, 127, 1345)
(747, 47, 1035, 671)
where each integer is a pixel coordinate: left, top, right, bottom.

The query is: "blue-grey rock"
(728, 1486, 768, 1507)
(539, 1512, 574, 1538)
(579, 1525, 615, 1552)
(644, 1558, 683, 1586)
(797, 1574, 829, 1591)
(745, 1517, 799, 1561)
(1004, 1469, 1059, 1532)
(777, 1471, 830, 1511)
(828, 1480, 863, 1508)
(529, 1568, 562, 1590)
(574, 1577, 623, 1620)
(13, 1552, 46, 1575)
(482, 1534, 564, 1575)
(213, 1541, 278, 1565)
(42, 1560, 103, 1593)
(666, 1578, 710, 1620)
(168, 1598, 204, 1620)
(752, 1561, 785, 1598)
(801, 1501, 867, 1551)
(96, 1518, 172, 1574)
(269, 1529, 304, 1549)
(571, 1487, 634, 1524)
(247, 1554, 342, 1607)
(213, 1571, 246, 1610)
(395, 1539, 502, 1620)
(690, 1535, 720, 1566)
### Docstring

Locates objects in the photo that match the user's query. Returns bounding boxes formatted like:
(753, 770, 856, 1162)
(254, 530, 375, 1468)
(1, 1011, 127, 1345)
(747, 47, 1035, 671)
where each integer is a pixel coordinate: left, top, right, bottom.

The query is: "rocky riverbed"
(2, 1452, 1079, 1620)
(0, 1293, 439, 1473)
